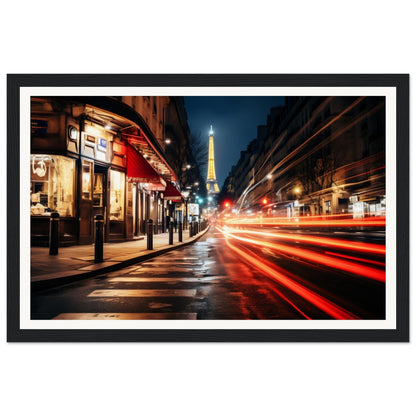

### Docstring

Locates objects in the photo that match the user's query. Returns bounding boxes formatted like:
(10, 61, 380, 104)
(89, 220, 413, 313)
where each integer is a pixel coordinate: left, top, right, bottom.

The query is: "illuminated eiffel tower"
(206, 125, 220, 196)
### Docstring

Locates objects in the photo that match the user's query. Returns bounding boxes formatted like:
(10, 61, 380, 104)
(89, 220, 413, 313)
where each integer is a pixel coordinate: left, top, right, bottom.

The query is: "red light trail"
(223, 216, 386, 228)
(217, 226, 385, 282)
(222, 228, 385, 256)
(224, 238, 359, 320)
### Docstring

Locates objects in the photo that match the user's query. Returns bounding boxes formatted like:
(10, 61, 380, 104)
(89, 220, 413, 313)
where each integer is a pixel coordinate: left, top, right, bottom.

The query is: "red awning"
(164, 182, 184, 201)
(127, 144, 166, 188)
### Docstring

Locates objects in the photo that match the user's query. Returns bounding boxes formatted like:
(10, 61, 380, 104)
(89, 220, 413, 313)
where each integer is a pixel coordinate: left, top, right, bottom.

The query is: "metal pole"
(178, 221, 182, 242)
(169, 221, 173, 245)
(94, 214, 104, 263)
(49, 212, 59, 255)
(147, 219, 153, 250)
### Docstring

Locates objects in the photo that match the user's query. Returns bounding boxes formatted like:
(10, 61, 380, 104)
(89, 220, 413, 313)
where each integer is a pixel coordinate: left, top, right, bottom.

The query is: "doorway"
(93, 164, 108, 241)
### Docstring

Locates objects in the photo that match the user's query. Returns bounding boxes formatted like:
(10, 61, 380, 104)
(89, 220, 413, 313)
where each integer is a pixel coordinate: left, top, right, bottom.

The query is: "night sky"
(184, 96, 285, 189)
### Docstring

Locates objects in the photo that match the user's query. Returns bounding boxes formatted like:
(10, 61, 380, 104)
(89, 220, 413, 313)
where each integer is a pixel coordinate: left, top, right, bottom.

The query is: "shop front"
(31, 100, 129, 245)
(31, 97, 179, 247)
(126, 143, 167, 237)
(163, 182, 184, 227)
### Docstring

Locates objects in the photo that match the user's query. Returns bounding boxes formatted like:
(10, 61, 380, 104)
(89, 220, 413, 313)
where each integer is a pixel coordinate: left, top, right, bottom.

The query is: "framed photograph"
(7, 74, 409, 342)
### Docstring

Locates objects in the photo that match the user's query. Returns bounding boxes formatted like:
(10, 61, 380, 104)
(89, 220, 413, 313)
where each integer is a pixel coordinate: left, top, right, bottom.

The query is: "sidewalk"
(31, 226, 210, 290)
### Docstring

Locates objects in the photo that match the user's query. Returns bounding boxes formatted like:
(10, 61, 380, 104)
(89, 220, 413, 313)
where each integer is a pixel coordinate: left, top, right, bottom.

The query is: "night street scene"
(30, 95, 386, 321)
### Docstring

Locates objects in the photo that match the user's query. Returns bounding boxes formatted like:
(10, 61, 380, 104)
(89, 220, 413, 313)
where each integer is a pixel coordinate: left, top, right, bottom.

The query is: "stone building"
(30, 96, 196, 246)
(224, 96, 386, 219)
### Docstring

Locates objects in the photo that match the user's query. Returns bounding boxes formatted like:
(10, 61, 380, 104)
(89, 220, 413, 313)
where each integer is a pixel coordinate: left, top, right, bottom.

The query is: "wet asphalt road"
(31, 227, 313, 320)
(31, 226, 385, 320)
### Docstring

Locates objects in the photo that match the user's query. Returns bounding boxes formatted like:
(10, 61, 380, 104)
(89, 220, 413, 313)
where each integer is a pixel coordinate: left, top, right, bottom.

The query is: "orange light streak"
(218, 227, 385, 282)
(225, 238, 359, 320)
(222, 228, 385, 256)
(224, 217, 386, 228)
(324, 251, 385, 267)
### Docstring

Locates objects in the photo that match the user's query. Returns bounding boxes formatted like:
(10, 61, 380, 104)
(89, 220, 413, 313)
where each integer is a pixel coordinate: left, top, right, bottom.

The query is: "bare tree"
(190, 131, 208, 173)
(297, 147, 337, 195)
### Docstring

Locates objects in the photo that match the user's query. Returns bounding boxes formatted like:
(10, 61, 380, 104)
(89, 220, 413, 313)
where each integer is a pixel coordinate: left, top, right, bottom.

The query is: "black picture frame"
(7, 74, 409, 342)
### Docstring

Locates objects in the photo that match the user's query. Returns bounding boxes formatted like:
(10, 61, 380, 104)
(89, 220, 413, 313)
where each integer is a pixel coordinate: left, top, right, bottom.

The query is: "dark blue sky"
(184, 96, 285, 189)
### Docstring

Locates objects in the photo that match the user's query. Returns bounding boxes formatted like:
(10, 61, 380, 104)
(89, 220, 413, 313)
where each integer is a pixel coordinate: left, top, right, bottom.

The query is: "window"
(30, 155, 75, 217)
(109, 170, 125, 220)
(93, 173, 104, 207)
(82, 160, 92, 199)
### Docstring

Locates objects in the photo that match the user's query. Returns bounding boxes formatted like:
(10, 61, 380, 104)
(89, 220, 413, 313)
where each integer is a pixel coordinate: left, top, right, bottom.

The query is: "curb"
(31, 226, 210, 292)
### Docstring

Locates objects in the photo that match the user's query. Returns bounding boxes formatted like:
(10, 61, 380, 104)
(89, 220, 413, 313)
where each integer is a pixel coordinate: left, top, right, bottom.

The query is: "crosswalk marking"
(52, 313, 197, 320)
(88, 289, 197, 298)
(132, 267, 206, 273)
(141, 261, 203, 266)
(109, 277, 209, 283)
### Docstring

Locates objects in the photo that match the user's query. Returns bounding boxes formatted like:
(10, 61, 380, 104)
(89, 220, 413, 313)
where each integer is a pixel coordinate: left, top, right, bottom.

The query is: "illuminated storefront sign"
(98, 138, 107, 152)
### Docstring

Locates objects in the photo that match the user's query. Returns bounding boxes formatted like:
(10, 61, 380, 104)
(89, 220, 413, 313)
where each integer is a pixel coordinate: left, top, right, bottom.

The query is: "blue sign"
(98, 138, 107, 151)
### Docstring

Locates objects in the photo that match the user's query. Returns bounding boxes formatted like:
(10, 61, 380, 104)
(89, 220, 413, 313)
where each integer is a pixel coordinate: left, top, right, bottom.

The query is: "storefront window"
(110, 169, 125, 220)
(30, 155, 75, 217)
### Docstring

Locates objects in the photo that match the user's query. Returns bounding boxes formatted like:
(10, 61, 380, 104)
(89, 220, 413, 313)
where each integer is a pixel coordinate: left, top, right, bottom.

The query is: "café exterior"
(30, 96, 180, 246)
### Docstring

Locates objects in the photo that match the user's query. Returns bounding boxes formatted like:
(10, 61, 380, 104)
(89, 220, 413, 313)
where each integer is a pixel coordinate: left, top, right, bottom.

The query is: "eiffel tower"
(206, 125, 220, 195)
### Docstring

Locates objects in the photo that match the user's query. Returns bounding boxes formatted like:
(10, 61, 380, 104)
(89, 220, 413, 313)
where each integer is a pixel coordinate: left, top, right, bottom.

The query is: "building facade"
(30, 96, 190, 246)
(223, 96, 386, 219)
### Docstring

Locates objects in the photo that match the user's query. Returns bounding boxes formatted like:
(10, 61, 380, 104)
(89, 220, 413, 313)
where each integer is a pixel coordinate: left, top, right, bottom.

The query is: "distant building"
(224, 96, 385, 218)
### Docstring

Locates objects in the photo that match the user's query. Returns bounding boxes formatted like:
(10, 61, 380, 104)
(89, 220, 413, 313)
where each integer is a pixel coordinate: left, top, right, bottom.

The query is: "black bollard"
(49, 212, 60, 255)
(94, 214, 104, 263)
(178, 221, 183, 242)
(169, 221, 173, 245)
(147, 219, 153, 250)
(189, 221, 194, 237)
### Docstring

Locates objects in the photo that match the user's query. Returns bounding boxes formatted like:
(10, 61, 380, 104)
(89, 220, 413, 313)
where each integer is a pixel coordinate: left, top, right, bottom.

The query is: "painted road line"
(141, 261, 204, 266)
(108, 277, 214, 283)
(135, 267, 205, 272)
(87, 289, 197, 297)
(52, 313, 197, 320)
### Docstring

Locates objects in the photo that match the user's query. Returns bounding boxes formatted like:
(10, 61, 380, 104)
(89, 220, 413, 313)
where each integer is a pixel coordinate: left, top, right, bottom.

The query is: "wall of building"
(225, 96, 386, 218)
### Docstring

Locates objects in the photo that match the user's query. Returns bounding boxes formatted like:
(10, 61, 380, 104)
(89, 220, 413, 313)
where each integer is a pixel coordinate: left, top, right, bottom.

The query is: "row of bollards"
(48, 214, 208, 262)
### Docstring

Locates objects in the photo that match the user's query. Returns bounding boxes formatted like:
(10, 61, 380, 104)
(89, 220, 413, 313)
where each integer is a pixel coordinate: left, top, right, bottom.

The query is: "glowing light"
(223, 215, 386, 228)
(224, 236, 359, 320)
(221, 228, 385, 256)
(218, 226, 385, 282)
